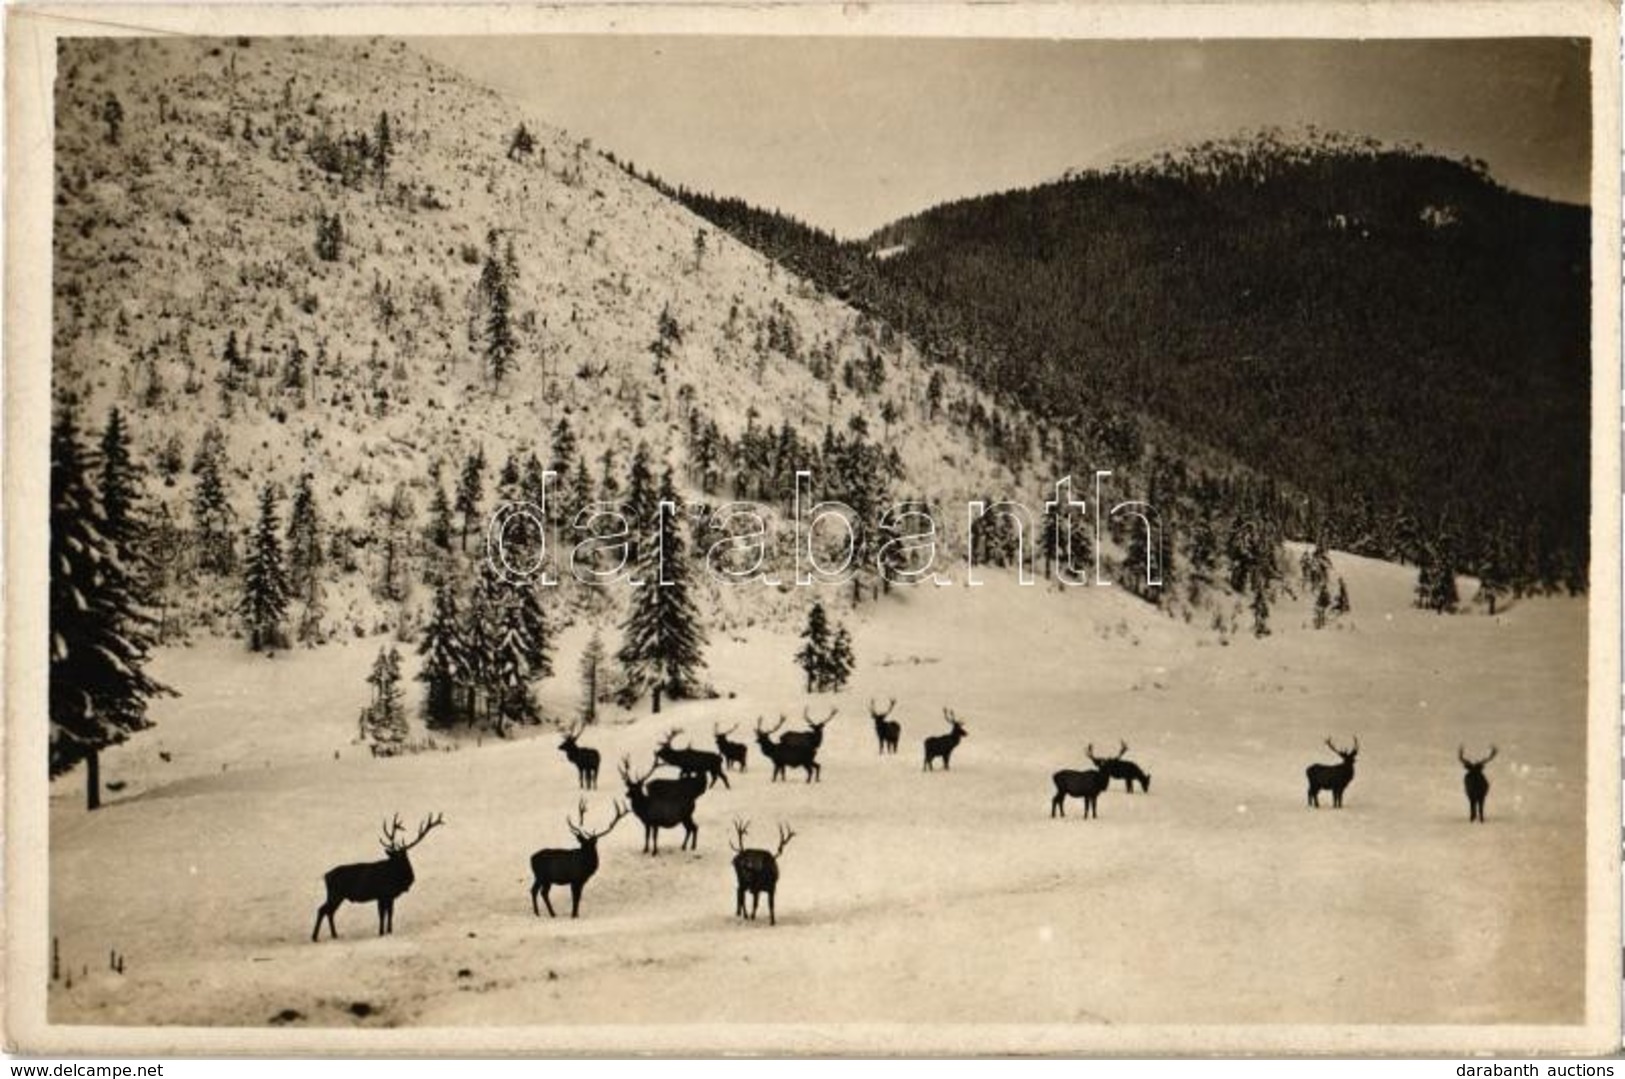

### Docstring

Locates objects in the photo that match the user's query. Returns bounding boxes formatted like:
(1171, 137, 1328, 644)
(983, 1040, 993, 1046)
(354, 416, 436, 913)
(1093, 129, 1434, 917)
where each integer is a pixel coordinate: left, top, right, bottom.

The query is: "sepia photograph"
(4, 1, 1620, 1057)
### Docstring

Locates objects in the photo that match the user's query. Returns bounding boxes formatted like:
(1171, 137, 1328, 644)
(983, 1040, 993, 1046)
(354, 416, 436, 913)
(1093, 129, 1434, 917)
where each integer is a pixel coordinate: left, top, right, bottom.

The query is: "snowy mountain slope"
(53, 36, 1037, 636)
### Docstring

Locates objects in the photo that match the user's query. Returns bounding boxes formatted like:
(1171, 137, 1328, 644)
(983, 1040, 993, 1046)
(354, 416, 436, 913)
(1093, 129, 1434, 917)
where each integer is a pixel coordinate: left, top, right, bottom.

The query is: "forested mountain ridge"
(656, 131, 1591, 595)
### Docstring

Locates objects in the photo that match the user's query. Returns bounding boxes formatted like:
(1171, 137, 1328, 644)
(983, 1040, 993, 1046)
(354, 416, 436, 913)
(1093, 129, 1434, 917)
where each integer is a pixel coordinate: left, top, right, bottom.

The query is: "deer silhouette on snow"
(1306, 736, 1359, 808)
(312, 812, 445, 941)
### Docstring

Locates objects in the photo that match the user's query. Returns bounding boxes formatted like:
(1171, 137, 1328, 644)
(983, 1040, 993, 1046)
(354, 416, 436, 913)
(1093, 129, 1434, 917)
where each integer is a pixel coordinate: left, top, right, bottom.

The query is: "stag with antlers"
(781, 707, 838, 754)
(923, 709, 968, 771)
(1306, 736, 1359, 808)
(619, 757, 701, 854)
(714, 723, 748, 772)
(870, 698, 901, 755)
(311, 812, 445, 942)
(1052, 746, 1110, 819)
(1459, 745, 1497, 822)
(655, 728, 730, 789)
(529, 799, 628, 917)
(755, 716, 821, 783)
(731, 819, 795, 926)
(1088, 740, 1152, 794)
(559, 721, 601, 790)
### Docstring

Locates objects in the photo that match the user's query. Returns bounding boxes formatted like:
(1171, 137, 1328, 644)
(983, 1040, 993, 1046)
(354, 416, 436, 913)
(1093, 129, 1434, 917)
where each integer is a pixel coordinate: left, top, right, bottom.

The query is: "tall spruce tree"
(483, 252, 516, 385)
(826, 624, 855, 692)
(286, 472, 323, 597)
(50, 407, 172, 810)
(191, 433, 235, 574)
(362, 646, 407, 750)
(417, 580, 466, 729)
(617, 467, 706, 713)
(579, 630, 606, 725)
(455, 446, 485, 552)
(241, 484, 290, 651)
(795, 601, 832, 693)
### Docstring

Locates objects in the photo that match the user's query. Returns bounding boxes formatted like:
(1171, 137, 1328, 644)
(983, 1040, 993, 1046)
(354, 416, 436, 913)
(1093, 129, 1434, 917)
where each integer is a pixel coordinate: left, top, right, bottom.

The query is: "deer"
(1306, 735, 1359, 808)
(781, 707, 837, 754)
(1051, 749, 1110, 819)
(311, 812, 445, 942)
(869, 698, 901, 754)
(923, 709, 968, 771)
(1087, 740, 1152, 793)
(755, 716, 821, 783)
(559, 722, 600, 790)
(655, 728, 730, 789)
(1460, 744, 1497, 822)
(529, 799, 628, 918)
(730, 819, 795, 926)
(619, 757, 700, 854)
(714, 723, 748, 772)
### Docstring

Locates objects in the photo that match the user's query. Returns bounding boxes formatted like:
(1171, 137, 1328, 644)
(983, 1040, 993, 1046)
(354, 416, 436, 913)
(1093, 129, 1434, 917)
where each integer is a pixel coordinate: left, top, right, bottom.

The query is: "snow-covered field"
(48, 552, 1588, 1032)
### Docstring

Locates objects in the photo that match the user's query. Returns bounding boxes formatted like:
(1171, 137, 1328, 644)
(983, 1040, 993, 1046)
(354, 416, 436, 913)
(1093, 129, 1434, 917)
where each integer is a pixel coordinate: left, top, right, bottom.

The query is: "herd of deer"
(311, 710, 1502, 942)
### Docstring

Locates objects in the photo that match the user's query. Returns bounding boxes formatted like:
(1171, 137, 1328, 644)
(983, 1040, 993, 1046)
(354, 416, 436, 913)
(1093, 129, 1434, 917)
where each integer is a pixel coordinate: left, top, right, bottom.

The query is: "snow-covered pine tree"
(372, 111, 392, 182)
(617, 467, 706, 713)
(417, 579, 466, 730)
(622, 442, 656, 570)
(461, 562, 500, 728)
(1250, 575, 1272, 638)
(50, 406, 173, 810)
(579, 630, 606, 725)
(191, 431, 235, 575)
(286, 472, 323, 597)
(455, 446, 485, 552)
(362, 646, 407, 751)
(426, 483, 454, 554)
(795, 601, 832, 693)
(826, 624, 855, 692)
(483, 251, 516, 385)
(98, 408, 150, 605)
(241, 483, 290, 651)
(492, 600, 540, 735)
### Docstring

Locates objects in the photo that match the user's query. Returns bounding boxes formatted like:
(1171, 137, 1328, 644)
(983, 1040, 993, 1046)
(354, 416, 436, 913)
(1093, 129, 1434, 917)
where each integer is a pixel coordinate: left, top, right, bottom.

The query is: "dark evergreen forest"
(634, 132, 1590, 594)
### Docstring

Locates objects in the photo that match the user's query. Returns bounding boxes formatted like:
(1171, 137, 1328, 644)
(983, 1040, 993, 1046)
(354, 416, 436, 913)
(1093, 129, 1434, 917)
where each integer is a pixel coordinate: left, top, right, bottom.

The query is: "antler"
(661, 727, 682, 747)
(379, 813, 407, 851)
(1117, 740, 1129, 760)
(1461, 745, 1498, 768)
(804, 706, 837, 728)
(567, 798, 589, 839)
(619, 755, 654, 788)
(398, 812, 445, 852)
(587, 800, 629, 840)
(731, 818, 749, 853)
(775, 823, 796, 858)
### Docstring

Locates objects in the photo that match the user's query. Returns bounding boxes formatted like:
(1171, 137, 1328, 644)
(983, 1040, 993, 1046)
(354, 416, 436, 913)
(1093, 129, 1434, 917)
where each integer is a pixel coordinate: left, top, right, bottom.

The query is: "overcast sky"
(416, 36, 1591, 239)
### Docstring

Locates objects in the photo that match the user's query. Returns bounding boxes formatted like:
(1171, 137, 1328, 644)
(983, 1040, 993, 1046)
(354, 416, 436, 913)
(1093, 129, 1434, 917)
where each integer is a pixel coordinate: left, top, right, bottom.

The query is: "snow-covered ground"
(48, 551, 1588, 1031)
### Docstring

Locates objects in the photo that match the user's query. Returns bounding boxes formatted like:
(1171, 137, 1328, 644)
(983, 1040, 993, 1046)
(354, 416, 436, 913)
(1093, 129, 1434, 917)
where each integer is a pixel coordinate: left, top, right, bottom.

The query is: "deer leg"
(750, 891, 760, 921)
(539, 884, 556, 917)
(313, 901, 335, 942)
(767, 890, 775, 927)
(569, 882, 583, 918)
(736, 884, 746, 918)
(531, 881, 542, 917)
